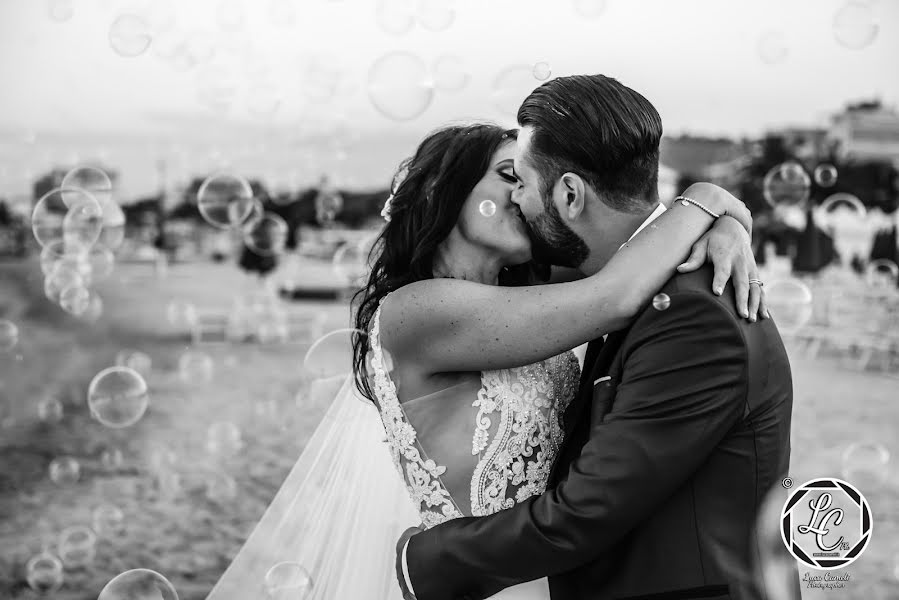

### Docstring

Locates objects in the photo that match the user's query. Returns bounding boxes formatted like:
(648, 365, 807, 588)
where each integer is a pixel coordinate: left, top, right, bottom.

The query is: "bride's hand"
(675, 187, 768, 322)
(681, 182, 753, 235)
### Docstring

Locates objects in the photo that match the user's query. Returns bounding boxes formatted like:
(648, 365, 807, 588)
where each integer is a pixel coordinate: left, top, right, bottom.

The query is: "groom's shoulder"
(641, 264, 742, 322)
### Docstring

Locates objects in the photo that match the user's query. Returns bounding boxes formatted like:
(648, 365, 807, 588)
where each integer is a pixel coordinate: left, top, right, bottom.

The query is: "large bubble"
(98, 569, 179, 600)
(833, 1, 879, 50)
(33, 187, 101, 249)
(61, 166, 112, 206)
(866, 259, 899, 288)
(765, 278, 813, 334)
(367, 51, 434, 122)
(375, 0, 416, 35)
(109, 13, 153, 57)
(841, 442, 890, 490)
(59, 284, 91, 316)
(26, 552, 64, 594)
(303, 328, 364, 380)
(197, 173, 255, 229)
(87, 366, 150, 428)
(417, 0, 455, 31)
(762, 162, 810, 209)
(243, 212, 289, 256)
(491, 65, 540, 116)
(264, 562, 313, 600)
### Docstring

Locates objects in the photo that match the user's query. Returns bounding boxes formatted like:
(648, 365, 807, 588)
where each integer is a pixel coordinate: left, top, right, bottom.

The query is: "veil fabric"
(207, 374, 420, 599)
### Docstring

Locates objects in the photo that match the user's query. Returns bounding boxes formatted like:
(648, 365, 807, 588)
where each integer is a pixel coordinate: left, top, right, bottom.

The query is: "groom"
(395, 75, 799, 599)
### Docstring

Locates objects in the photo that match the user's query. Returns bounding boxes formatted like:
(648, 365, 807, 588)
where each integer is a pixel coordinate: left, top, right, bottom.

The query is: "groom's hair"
(517, 74, 662, 214)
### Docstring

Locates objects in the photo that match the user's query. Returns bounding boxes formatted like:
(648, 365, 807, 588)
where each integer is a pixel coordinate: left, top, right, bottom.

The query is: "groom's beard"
(523, 202, 590, 269)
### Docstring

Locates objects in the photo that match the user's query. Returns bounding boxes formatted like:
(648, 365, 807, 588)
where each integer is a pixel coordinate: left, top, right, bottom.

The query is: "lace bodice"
(370, 297, 581, 529)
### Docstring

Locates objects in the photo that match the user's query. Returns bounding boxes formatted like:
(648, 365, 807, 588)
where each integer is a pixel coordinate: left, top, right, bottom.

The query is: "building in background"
(829, 100, 899, 165)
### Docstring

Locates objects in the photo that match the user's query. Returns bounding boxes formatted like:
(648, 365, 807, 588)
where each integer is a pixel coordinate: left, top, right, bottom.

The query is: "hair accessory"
(675, 195, 720, 219)
(382, 162, 412, 223)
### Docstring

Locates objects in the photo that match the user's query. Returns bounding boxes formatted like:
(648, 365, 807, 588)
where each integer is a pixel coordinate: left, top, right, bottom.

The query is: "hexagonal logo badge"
(780, 478, 872, 570)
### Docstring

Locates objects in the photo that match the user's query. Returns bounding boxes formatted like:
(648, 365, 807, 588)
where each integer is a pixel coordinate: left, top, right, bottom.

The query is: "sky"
(0, 0, 897, 197)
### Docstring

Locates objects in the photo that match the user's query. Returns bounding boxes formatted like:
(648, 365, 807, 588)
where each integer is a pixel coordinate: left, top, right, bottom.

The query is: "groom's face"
(511, 127, 590, 269)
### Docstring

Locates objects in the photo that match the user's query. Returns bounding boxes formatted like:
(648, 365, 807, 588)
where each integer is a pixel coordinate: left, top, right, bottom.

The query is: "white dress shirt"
(401, 202, 667, 597)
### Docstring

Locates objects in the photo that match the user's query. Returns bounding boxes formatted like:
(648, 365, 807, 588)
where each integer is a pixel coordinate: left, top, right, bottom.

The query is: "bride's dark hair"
(351, 123, 549, 404)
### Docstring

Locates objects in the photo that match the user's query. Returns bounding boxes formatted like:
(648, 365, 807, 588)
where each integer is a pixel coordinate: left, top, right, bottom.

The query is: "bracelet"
(675, 195, 720, 219)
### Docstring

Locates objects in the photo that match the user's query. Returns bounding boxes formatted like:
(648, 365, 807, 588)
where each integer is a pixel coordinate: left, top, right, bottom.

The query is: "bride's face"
(454, 141, 532, 265)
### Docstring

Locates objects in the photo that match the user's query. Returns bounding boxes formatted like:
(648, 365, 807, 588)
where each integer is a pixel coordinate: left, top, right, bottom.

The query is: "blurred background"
(0, 0, 897, 598)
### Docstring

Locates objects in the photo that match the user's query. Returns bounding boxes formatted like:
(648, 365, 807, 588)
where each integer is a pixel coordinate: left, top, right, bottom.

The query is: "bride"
(206, 123, 763, 599)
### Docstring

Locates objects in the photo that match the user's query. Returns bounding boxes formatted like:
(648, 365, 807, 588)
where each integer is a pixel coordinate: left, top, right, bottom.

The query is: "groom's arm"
(405, 289, 749, 600)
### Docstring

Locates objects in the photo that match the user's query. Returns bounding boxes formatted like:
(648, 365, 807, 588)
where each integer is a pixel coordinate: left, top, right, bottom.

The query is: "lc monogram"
(796, 493, 844, 552)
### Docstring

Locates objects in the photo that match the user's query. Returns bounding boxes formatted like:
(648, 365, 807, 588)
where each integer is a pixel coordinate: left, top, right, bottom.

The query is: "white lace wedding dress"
(369, 297, 582, 599)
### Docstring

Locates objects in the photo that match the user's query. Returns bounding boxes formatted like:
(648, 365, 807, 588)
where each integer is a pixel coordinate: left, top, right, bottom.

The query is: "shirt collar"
(619, 202, 667, 250)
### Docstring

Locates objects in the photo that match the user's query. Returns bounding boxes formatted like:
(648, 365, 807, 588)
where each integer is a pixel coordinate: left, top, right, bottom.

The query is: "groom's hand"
(396, 525, 424, 600)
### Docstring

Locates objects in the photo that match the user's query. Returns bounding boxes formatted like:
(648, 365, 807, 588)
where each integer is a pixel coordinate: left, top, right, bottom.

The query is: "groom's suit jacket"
(406, 265, 800, 600)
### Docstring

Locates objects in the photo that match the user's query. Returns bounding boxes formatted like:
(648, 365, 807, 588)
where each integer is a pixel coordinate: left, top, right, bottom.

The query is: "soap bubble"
(39, 239, 72, 275)
(491, 65, 540, 116)
(243, 212, 289, 256)
(432, 55, 470, 91)
(37, 396, 64, 424)
(47, 0, 74, 22)
(166, 300, 198, 329)
(264, 562, 313, 600)
(314, 187, 344, 225)
(58, 525, 97, 568)
(45, 262, 86, 303)
(98, 569, 179, 600)
(417, 0, 455, 31)
(178, 350, 214, 385)
(88, 366, 150, 428)
(61, 166, 112, 207)
(478, 200, 496, 217)
(376, 0, 416, 35)
(813, 163, 838, 188)
(367, 51, 434, 122)
(204, 469, 238, 501)
(100, 447, 124, 470)
(532, 61, 552, 81)
(332, 243, 369, 286)
(26, 552, 64, 594)
(49, 456, 81, 485)
(0, 319, 18, 351)
(652, 293, 671, 311)
(206, 421, 244, 457)
(109, 13, 153, 57)
(841, 442, 890, 490)
(765, 278, 813, 334)
(86, 244, 116, 281)
(303, 329, 365, 379)
(762, 162, 810, 209)
(757, 31, 789, 65)
(866, 259, 899, 288)
(197, 173, 255, 229)
(572, 0, 607, 19)
(33, 187, 99, 248)
(833, 1, 878, 50)
(80, 291, 105, 324)
(115, 350, 153, 377)
(60, 284, 91, 316)
(92, 503, 126, 536)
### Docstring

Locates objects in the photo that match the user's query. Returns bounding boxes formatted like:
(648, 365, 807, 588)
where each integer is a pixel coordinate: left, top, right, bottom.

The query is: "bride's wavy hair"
(351, 123, 550, 404)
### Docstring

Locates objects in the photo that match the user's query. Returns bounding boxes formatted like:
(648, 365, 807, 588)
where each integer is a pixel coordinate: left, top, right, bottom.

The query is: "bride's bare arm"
(381, 183, 756, 374)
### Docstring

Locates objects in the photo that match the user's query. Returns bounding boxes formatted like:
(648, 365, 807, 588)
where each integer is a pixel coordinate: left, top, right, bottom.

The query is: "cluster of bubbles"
(196, 172, 290, 253)
(32, 166, 125, 321)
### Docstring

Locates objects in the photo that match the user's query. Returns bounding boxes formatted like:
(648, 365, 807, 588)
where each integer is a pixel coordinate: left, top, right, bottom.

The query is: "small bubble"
(652, 293, 671, 311)
(479, 200, 496, 217)
(532, 61, 552, 81)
